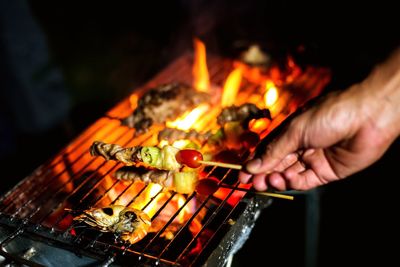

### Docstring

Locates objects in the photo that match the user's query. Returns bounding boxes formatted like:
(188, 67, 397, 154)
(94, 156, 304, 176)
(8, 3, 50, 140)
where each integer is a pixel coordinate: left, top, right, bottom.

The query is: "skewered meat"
(115, 166, 198, 194)
(122, 83, 210, 134)
(90, 141, 141, 165)
(217, 103, 271, 128)
(114, 166, 173, 188)
(90, 141, 181, 170)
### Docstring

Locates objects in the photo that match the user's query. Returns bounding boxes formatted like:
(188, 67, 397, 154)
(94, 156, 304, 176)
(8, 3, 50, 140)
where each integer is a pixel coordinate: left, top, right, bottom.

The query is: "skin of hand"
(239, 49, 400, 191)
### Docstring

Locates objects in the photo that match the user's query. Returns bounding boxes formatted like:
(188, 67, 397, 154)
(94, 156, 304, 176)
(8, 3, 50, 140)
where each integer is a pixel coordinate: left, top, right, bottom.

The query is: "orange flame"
(221, 68, 243, 107)
(264, 81, 279, 108)
(192, 38, 210, 92)
(129, 94, 138, 110)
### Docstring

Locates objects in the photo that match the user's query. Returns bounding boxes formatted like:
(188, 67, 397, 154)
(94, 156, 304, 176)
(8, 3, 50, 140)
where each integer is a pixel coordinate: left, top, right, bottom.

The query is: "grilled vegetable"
(173, 169, 198, 194)
(73, 205, 151, 244)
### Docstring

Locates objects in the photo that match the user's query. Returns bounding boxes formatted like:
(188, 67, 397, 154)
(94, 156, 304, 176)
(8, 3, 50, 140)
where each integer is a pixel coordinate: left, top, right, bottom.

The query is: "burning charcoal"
(158, 128, 213, 144)
(114, 166, 173, 188)
(217, 103, 271, 129)
(122, 83, 210, 135)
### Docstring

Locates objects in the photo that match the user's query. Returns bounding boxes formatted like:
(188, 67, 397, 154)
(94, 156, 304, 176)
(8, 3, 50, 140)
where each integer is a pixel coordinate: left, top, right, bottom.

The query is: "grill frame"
(0, 52, 330, 266)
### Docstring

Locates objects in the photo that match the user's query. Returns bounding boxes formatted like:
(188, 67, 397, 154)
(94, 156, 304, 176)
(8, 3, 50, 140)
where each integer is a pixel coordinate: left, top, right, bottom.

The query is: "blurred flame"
(143, 184, 163, 217)
(129, 94, 138, 110)
(166, 104, 208, 131)
(193, 38, 210, 92)
(221, 68, 242, 107)
(249, 118, 270, 134)
(176, 194, 187, 223)
(264, 81, 279, 107)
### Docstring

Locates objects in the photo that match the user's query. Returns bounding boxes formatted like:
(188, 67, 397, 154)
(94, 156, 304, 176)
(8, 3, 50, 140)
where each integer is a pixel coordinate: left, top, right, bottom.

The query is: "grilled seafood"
(122, 83, 210, 134)
(217, 103, 271, 128)
(90, 141, 181, 170)
(73, 205, 151, 244)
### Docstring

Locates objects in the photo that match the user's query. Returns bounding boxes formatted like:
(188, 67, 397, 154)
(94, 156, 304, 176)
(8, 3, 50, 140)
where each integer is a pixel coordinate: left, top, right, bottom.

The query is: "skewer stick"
(220, 185, 294, 200)
(198, 160, 242, 170)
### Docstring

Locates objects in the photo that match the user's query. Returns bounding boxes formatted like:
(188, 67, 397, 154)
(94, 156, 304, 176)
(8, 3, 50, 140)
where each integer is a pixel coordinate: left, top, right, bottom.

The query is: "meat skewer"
(90, 141, 181, 170)
(90, 141, 243, 171)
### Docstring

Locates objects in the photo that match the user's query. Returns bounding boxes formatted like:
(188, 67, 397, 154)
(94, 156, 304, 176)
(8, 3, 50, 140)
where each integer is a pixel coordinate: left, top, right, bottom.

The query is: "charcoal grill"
(0, 52, 330, 266)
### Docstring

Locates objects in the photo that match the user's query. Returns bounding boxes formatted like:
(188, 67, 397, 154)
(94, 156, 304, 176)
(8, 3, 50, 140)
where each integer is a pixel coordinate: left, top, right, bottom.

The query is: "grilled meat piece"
(158, 128, 213, 144)
(114, 166, 173, 188)
(122, 83, 210, 134)
(217, 103, 271, 128)
(90, 141, 142, 165)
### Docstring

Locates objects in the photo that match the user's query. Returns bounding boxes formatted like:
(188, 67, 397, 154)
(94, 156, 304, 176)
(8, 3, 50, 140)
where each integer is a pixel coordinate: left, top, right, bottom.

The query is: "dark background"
(0, 1, 399, 266)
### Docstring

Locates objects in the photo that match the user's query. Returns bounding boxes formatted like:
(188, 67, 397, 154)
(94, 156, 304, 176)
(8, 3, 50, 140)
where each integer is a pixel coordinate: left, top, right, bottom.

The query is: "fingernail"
(303, 149, 315, 157)
(246, 158, 262, 172)
(238, 172, 252, 184)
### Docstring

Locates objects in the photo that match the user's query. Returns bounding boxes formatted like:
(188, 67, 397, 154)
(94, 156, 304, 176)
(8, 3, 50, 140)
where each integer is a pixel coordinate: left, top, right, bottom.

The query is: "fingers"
(245, 117, 305, 175)
(239, 152, 298, 184)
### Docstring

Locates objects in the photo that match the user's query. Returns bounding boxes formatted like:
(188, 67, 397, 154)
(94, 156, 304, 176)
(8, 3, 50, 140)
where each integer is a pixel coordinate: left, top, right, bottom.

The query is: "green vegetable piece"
(141, 147, 161, 167)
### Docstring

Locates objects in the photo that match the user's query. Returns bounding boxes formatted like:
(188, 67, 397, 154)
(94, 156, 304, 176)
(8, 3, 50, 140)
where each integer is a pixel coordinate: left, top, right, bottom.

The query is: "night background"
(0, 1, 399, 266)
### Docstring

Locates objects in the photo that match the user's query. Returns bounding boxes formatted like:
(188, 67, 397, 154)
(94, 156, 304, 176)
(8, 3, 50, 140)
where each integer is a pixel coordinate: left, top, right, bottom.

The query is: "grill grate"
(0, 53, 330, 266)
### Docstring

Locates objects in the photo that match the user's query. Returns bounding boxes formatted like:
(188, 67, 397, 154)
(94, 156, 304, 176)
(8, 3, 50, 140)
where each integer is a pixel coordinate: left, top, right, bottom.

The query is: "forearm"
(356, 48, 400, 142)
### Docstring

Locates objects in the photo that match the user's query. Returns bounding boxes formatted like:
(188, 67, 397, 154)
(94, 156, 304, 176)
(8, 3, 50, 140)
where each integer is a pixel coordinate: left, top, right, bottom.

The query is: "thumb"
(246, 117, 305, 174)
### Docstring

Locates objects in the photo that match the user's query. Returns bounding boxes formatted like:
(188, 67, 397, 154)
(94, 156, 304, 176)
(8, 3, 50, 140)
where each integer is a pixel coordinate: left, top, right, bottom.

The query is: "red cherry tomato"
(240, 131, 260, 149)
(175, 149, 203, 168)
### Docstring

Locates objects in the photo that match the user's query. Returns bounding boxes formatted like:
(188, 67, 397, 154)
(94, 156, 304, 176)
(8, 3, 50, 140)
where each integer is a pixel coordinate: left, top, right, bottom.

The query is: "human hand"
(239, 49, 400, 191)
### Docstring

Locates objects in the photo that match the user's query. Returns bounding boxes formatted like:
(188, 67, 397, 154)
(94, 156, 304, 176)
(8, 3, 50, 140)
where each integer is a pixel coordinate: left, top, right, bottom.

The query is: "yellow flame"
(192, 38, 210, 92)
(221, 68, 243, 107)
(264, 81, 279, 107)
(176, 194, 188, 224)
(143, 183, 163, 217)
(172, 140, 192, 149)
(166, 104, 208, 131)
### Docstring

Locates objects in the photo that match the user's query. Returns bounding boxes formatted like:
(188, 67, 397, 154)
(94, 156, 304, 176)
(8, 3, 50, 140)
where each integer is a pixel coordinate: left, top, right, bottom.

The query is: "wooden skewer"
(198, 160, 242, 170)
(220, 185, 294, 200)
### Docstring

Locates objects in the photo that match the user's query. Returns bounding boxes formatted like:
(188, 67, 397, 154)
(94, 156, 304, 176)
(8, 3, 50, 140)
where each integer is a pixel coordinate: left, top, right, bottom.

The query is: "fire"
(264, 81, 279, 107)
(142, 183, 164, 217)
(221, 68, 243, 107)
(192, 38, 210, 92)
(129, 94, 138, 110)
(166, 104, 209, 131)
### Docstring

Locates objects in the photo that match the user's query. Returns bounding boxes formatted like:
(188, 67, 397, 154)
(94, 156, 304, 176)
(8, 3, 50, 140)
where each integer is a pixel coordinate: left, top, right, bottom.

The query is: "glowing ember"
(264, 81, 279, 107)
(221, 68, 243, 107)
(192, 38, 210, 92)
(166, 104, 209, 131)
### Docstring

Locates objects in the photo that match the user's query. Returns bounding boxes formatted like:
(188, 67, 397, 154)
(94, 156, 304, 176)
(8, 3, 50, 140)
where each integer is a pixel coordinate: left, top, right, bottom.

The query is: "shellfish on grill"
(73, 205, 151, 244)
